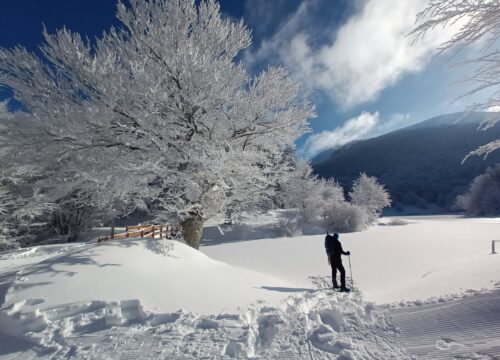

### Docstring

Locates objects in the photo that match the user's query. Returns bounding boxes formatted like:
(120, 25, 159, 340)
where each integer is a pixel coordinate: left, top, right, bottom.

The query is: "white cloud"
(302, 111, 379, 159)
(246, 0, 464, 108)
(244, 0, 312, 68)
(301, 112, 421, 159)
(367, 113, 419, 138)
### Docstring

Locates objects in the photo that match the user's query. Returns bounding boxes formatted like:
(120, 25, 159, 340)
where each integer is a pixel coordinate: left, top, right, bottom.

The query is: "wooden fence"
(97, 224, 175, 243)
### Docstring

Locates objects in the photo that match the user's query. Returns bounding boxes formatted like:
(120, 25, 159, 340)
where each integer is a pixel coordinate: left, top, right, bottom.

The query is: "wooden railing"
(97, 224, 175, 243)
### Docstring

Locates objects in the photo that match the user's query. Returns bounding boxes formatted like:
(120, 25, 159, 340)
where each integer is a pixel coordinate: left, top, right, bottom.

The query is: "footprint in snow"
(309, 325, 353, 354)
(319, 309, 344, 332)
(196, 318, 219, 330)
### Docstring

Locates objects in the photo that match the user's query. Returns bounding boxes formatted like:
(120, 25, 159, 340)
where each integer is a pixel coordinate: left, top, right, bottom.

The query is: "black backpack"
(325, 233, 335, 254)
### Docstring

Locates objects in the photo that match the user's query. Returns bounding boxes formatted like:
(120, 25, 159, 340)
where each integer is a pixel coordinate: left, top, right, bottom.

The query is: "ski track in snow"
(0, 276, 410, 360)
(388, 288, 500, 360)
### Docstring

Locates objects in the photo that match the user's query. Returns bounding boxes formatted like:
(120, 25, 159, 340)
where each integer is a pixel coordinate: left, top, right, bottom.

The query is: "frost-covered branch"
(461, 138, 500, 162)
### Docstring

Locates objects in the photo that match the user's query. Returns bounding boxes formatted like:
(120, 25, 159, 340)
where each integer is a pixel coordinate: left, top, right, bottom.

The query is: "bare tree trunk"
(181, 211, 204, 249)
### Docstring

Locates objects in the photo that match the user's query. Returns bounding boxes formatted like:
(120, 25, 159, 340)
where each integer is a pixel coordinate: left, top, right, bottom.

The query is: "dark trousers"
(330, 257, 346, 288)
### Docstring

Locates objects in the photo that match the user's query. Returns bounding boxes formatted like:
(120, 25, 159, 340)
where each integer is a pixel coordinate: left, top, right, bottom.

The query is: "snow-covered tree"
(412, 0, 500, 159)
(278, 165, 393, 232)
(456, 164, 500, 215)
(278, 162, 342, 223)
(0, 182, 12, 249)
(349, 173, 391, 222)
(277, 161, 316, 210)
(1, 104, 154, 243)
(0, 0, 314, 248)
(0, 166, 60, 249)
(278, 162, 372, 231)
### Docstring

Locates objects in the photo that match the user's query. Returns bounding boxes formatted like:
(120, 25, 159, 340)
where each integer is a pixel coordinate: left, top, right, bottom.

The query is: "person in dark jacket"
(324, 232, 351, 292)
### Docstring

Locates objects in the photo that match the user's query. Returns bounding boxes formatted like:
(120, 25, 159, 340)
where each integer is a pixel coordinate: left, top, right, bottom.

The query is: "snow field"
(202, 215, 500, 305)
(1, 215, 499, 359)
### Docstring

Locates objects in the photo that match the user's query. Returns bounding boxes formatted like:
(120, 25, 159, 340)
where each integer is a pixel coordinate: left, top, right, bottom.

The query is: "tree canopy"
(0, 0, 315, 248)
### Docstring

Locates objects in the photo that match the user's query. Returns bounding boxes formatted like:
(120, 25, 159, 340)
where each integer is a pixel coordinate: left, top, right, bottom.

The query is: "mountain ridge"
(312, 112, 500, 212)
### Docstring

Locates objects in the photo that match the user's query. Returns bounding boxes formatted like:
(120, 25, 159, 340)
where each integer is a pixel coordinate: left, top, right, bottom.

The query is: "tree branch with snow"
(412, 0, 500, 160)
(0, 0, 315, 248)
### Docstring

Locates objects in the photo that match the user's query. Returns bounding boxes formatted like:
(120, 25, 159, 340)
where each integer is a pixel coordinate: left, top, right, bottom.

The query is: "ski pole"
(348, 255, 354, 290)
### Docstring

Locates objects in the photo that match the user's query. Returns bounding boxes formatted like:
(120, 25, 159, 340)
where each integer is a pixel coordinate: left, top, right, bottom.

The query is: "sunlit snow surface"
(0, 215, 499, 359)
(203, 214, 500, 305)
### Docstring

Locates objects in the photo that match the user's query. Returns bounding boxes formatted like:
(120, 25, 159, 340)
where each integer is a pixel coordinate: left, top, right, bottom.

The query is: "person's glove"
(346, 251, 351, 255)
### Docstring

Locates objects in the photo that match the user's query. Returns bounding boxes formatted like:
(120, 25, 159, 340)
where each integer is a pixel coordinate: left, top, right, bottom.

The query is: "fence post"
(493, 240, 497, 255)
(141, 230, 144, 238)
(160, 225, 163, 239)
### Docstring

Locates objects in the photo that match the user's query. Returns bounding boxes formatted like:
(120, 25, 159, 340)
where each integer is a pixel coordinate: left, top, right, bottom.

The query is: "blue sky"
(0, 0, 486, 158)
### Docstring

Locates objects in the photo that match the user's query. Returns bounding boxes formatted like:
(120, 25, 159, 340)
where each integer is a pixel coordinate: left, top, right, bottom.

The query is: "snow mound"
(2, 239, 290, 315)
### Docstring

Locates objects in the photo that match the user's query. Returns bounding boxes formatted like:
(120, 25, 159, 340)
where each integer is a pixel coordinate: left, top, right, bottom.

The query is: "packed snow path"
(388, 289, 500, 359)
(0, 276, 410, 360)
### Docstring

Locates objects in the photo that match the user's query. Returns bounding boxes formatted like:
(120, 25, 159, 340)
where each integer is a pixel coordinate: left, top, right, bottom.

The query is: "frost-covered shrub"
(299, 178, 345, 226)
(278, 163, 372, 232)
(324, 202, 369, 233)
(456, 164, 500, 215)
(279, 166, 346, 227)
(349, 173, 391, 222)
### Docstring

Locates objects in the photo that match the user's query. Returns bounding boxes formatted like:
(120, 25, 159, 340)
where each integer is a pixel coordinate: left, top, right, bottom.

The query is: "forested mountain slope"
(312, 112, 500, 212)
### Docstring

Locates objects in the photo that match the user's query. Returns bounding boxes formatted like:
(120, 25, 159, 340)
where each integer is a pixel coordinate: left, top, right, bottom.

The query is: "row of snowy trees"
(278, 162, 391, 232)
(0, 0, 392, 249)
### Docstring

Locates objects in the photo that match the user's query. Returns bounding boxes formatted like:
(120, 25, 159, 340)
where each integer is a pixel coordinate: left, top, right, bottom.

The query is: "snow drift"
(2, 239, 291, 315)
(0, 238, 410, 359)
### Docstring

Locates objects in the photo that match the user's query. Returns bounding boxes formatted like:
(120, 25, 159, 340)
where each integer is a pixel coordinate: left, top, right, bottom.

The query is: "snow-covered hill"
(1, 214, 499, 359)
